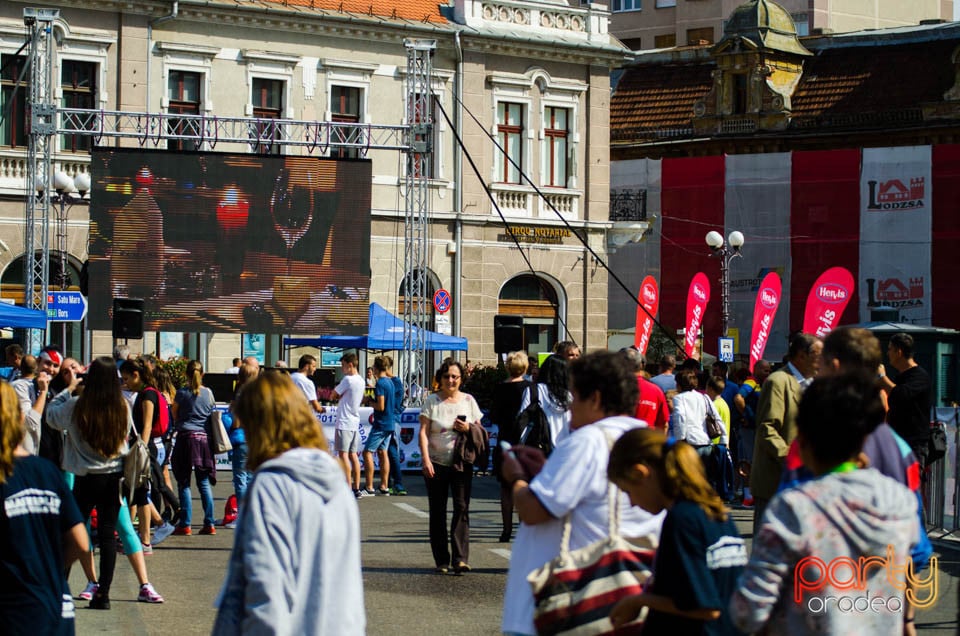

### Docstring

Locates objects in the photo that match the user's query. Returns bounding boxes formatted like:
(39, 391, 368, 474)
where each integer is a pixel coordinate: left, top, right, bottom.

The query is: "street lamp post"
(38, 170, 90, 291)
(36, 170, 89, 349)
(705, 230, 745, 337)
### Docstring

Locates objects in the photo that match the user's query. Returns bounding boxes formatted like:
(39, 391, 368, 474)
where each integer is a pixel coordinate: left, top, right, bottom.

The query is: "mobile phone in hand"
(500, 440, 517, 460)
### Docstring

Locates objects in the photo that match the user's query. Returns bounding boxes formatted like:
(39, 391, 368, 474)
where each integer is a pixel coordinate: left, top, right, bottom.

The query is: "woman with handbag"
(490, 351, 531, 543)
(670, 370, 727, 462)
(516, 354, 572, 446)
(49, 358, 165, 605)
(46, 356, 131, 610)
(607, 429, 747, 635)
(418, 359, 483, 575)
(119, 358, 177, 550)
(171, 359, 217, 536)
(500, 351, 665, 636)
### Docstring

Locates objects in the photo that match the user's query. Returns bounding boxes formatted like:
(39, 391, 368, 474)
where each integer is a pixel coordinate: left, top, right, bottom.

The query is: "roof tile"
(252, 0, 447, 23)
(611, 37, 958, 143)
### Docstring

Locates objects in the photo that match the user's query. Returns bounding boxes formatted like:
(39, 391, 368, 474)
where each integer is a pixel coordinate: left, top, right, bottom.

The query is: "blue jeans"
(177, 470, 215, 528)
(231, 443, 252, 503)
(388, 432, 404, 489)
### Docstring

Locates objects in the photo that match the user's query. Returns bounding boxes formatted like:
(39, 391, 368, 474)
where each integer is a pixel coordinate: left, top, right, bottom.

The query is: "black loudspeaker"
(113, 298, 144, 340)
(494, 315, 524, 354)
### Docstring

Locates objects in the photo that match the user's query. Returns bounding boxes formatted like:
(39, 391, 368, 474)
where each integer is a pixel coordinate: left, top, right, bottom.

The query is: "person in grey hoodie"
(212, 372, 364, 636)
(730, 372, 922, 636)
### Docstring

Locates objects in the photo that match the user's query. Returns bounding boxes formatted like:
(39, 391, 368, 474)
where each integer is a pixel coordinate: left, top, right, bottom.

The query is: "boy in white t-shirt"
(332, 352, 367, 497)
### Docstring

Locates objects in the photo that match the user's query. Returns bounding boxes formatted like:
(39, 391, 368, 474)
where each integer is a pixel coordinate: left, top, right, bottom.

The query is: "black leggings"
(73, 472, 123, 595)
(149, 442, 179, 514)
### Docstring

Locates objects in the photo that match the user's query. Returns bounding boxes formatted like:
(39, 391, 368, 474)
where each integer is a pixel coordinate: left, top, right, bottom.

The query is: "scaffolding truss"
(57, 108, 409, 152)
(23, 8, 58, 352)
(24, 11, 435, 392)
(401, 38, 435, 405)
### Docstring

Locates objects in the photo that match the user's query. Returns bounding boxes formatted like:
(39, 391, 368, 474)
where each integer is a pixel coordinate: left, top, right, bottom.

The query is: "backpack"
(517, 385, 554, 457)
(143, 387, 170, 438)
(709, 444, 735, 501)
(927, 420, 948, 465)
(222, 494, 238, 526)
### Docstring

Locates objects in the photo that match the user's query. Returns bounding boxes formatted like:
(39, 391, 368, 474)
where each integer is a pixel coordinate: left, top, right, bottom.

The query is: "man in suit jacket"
(750, 333, 822, 533)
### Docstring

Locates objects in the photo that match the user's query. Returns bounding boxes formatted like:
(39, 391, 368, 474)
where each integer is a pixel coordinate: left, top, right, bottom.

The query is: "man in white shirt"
(290, 355, 323, 414)
(332, 352, 366, 497)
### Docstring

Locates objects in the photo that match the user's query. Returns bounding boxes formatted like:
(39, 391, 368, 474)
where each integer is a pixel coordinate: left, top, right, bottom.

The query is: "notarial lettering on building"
(498, 225, 572, 245)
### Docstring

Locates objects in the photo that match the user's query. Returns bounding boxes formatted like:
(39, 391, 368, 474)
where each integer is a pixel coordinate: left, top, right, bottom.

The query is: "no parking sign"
(433, 288, 451, 314)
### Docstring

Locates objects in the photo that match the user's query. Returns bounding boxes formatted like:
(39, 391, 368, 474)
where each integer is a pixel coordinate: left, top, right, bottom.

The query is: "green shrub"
(462, 364, 507, 412)
(157, 356, 188, 390)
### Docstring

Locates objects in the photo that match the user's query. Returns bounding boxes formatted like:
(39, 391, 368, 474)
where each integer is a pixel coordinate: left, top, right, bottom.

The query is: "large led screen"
(88, 149, 371, 334)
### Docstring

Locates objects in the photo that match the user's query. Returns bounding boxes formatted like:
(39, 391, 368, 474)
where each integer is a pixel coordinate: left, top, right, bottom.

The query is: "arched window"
(0, 253, 83, 359)
(1, 253, 81, 298)
(498, 274, 562, 357)
(397, 268, 439, 326)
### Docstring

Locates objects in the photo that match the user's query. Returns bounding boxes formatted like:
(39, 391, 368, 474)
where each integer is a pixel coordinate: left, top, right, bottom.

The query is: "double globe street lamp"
(705, 229, 745, 338)
(36, 170, 91, 290)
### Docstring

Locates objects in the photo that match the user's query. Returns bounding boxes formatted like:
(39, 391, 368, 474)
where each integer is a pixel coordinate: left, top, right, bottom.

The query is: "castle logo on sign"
(867, 178, 925, 210)
(866, 277, 924, 309)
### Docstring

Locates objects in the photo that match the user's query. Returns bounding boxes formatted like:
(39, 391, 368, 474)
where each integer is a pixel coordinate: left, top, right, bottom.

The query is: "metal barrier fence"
(927, 406, 960, 533)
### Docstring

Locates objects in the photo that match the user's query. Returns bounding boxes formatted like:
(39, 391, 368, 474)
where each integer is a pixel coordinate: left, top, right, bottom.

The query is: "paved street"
(71, 472, 960, 635)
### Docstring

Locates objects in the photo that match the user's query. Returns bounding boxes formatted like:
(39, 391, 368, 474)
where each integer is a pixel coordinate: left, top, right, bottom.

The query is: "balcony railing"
(609, 189, 647, 222)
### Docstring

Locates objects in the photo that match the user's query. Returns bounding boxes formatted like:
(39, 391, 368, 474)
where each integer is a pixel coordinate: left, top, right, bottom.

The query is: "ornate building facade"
(0, 0, 628, 368)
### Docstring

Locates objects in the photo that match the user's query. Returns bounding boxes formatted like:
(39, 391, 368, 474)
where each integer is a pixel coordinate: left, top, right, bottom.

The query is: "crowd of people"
(0, 328, 939, 634)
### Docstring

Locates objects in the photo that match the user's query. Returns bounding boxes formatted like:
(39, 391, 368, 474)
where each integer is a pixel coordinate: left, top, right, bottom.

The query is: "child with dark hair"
(730, 372, 922, 635)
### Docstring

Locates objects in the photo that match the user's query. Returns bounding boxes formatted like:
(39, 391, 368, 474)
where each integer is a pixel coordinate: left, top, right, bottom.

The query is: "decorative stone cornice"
(6, 0, 629, 67)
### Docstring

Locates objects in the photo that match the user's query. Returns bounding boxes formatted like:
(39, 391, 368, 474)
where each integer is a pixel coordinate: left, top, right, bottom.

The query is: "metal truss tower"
(26, 15, 434, 391)
(24, 8, 59, 350)
(402, 39, 434, 405)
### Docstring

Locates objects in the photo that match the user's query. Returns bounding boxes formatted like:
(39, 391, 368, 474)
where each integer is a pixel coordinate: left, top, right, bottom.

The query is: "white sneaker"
(152, 522, 175, 546)
(77, 581, 99, 601)
(137, 582, 164, 603)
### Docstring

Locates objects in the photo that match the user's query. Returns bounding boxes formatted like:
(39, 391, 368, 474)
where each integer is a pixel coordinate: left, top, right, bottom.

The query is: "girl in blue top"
(607, 429, 748, 636)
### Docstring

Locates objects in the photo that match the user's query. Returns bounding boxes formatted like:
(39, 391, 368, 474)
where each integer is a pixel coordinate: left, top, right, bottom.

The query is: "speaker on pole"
(112, 298, 144, 340)
(494, 315, 524, 354)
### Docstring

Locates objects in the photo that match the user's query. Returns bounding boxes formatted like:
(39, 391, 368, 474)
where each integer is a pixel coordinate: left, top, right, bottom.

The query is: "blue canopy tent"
(0, 303, 48, 329)
(284, 302, 467, 351)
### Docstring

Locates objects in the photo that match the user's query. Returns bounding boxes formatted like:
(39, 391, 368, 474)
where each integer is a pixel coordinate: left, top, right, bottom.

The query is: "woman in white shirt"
(517, 354, 572, 445)
(418, 359, 484, 575)
(669, 369, 726, 459)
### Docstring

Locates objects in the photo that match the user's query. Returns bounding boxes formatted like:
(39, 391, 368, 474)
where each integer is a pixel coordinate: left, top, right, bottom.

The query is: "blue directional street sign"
(47, 291, 88, 322)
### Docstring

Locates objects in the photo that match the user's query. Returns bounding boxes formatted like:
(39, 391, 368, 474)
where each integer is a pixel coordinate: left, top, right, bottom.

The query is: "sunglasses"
(443, 374, 461, 380)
